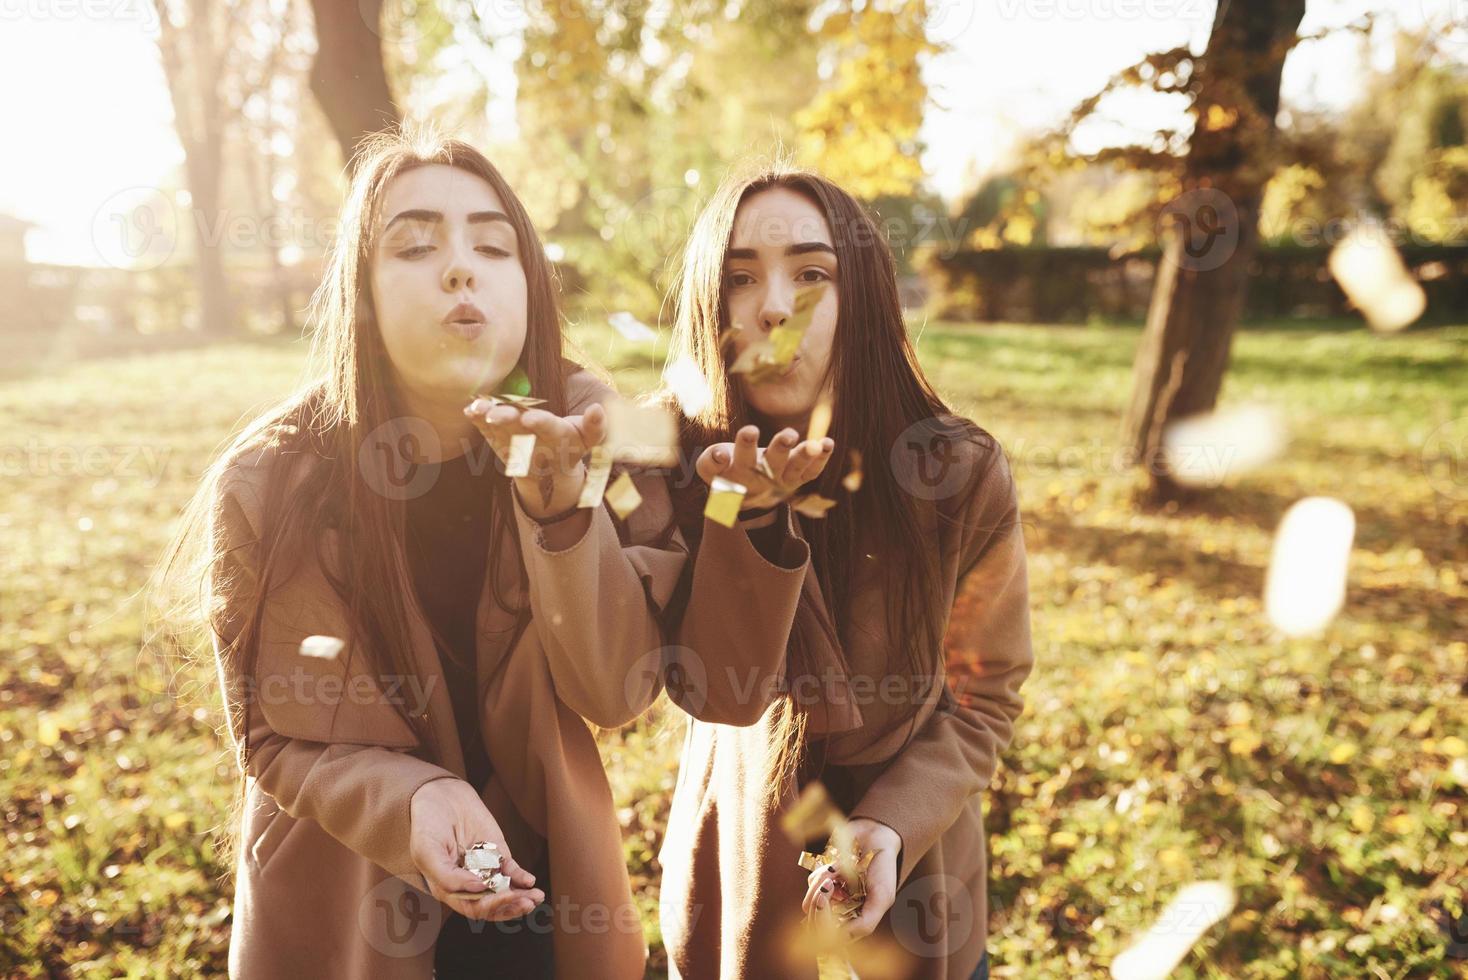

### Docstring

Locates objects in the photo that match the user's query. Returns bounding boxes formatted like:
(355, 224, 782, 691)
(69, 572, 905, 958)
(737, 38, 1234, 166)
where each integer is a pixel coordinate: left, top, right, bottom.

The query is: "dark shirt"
(403, 445, 496, 792)
(402, 444, 554, 976)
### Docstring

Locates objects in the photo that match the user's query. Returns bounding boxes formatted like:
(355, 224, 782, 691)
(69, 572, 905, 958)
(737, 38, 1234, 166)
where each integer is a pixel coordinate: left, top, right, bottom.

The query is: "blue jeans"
(969, 950, 990, 980)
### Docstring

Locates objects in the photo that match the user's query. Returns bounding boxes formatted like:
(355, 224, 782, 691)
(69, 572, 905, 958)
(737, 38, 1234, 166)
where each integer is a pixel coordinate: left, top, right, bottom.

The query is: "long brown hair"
(147, 122, 571, 877)
(666, 160, 967, 791)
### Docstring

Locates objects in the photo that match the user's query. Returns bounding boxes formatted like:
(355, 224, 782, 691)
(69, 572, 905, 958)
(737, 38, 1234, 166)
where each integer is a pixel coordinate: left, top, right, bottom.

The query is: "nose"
(758, 282, 792, 332)
(441, 245, 475, 293)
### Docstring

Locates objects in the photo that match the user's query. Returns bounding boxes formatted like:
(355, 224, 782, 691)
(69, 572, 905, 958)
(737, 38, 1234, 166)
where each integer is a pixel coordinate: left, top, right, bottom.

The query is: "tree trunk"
(306, 0, 400, 172)
(1122, 0, 1307, 505)
(155, 0, 240, 335)
(185, 144, 235, 335)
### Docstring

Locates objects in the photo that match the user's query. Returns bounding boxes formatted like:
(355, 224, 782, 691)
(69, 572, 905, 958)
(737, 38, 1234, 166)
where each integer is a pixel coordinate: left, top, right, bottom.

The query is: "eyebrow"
(383, 209, 513, 232)
(726, 242, 837, 261)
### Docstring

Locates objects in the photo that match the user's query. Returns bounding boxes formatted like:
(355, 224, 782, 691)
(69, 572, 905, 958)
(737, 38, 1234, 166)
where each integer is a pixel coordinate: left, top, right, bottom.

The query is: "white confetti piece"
(1162, 404, 1286, 487)
(1328, 227, 1427, 333)
(604, 397, 678, 467)
(1265, 497, 1355, 637)
(505, 432, 536, 478)
(299, 635, 344, 660)
(1111, 881, 1236, 980)
(609, 311, 656, 342)
(664, 353, 713, 417)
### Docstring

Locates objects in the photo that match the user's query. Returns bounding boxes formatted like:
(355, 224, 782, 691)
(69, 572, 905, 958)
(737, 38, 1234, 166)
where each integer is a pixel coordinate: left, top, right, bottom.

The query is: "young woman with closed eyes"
(153, 127, 685, 979)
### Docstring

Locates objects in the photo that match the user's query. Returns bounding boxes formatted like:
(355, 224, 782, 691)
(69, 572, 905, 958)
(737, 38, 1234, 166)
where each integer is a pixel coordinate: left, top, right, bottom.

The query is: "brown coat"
(210, 372, 686, 980)
(659, 424, 1034, 980)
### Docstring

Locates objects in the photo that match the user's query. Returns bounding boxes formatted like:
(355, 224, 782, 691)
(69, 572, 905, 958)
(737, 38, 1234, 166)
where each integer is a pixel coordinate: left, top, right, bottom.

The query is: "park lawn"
(0, 320, 1463, 977)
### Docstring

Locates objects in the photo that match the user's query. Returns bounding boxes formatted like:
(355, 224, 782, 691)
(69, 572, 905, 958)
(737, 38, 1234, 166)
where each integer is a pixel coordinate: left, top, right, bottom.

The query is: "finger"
(731, 425, 760, 473)
(763, 428, 799, 479)
(791, 438, 835, 487)
(802, 872, 838, 916)
(579, 402, 607, 448)
(485, 403, 524, 431)
(696, 443, 733, 486)
(454, 887, 543, 922)
(844, 904, 881, 940)
(499, 854, 537, 890)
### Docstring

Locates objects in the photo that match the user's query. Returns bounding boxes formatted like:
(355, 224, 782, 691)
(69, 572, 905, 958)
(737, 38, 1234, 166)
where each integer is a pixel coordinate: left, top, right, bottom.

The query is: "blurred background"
(0, 0, 1464, 977)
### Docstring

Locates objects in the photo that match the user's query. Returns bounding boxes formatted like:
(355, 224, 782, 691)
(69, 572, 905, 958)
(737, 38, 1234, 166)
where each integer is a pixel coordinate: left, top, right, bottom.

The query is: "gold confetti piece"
(777, 917, 909, 980)
(1111, 881, 1236, 980)
(577, 445, 613, 508)
(806, 396, 832, 443)
(841, 450, 863, 493)
(665, 353, 713, 417)
(780, 781, 843, 845)
(477, 391, 547, 411)
(505, 433, 536, 478)
(299, 635, 344, 660)
(604, 397, 679, 467)
(1328, 228, 1427, 333)
(1265, 497, 1355, 637)
(791, 494, 837, 519)
(604, 471, 643, 520)
(798, 842, 874, 919)
(704, 475, 747, 528)
(729, 283, 829, 384)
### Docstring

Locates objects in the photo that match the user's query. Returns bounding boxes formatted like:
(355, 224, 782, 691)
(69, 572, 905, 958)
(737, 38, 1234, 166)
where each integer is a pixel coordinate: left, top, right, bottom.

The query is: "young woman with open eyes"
(656, 164, 1034, 980)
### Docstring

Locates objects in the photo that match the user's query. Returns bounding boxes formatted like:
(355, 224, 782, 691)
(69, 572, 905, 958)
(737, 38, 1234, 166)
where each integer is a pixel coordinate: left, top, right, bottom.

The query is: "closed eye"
(477, 245, 513, 258)
(398, 245, 433, 258)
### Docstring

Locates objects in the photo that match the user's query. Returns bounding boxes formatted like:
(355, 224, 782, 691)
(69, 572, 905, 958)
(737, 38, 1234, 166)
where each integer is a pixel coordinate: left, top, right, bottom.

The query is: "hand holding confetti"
(463, 388, 607, 519)
(696, 424, 835, 525)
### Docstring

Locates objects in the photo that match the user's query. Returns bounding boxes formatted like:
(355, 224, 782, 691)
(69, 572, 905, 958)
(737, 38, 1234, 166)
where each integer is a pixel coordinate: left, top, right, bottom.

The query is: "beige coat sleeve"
(209, 475, 459, 891)
(848, 448, 1034, 887)
(511, 466, 689, 729)
(665, 503, 810, 726)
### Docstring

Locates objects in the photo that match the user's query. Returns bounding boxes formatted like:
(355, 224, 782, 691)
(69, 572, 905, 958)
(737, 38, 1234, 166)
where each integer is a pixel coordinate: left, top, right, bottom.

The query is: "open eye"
(726, 271, 756, 288)
(798, 267, 832, 283)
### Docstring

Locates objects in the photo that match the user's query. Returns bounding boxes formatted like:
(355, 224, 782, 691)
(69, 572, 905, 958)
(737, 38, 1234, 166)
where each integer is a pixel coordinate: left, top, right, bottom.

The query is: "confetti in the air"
(578, 445, 613, 508)
(1111, 881, 1236, 980)
(604, 397, 679, 467)
(1328, 228, 1427, 333)
(609, 311, 657, 342)
(299, 635, 344, 660)
(605, 471, 643, 519)
(664, 353, 713, 417)
(1162, 404, 1286, 487)
(704, 475, 747, 528)
(1265, 497, 1355, 637)
(505, 433, 536, 478)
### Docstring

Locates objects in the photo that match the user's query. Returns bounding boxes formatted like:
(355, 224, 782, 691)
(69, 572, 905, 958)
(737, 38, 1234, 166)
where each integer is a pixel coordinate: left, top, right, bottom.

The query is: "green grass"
(1, 319, 1464, 977)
